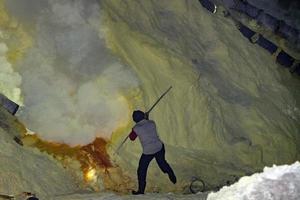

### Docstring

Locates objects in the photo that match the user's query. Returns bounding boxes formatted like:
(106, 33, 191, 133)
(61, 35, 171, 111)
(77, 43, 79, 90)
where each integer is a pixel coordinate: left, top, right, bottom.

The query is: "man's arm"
(129, 129, 137, 141)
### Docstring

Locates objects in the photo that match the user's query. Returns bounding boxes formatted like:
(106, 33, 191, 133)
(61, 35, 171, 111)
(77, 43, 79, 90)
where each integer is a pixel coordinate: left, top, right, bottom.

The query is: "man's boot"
(132, 181, 146, 195)
(168, 170, 177, 184)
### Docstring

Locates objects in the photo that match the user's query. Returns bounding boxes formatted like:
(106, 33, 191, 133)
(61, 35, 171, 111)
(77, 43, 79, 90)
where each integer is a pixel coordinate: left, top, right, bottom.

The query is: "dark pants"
(136, 144, 176, 193)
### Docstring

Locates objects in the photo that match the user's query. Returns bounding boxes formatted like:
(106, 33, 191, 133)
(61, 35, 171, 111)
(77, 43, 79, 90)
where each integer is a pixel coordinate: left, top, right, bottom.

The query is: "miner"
(129, 110, 177, 195)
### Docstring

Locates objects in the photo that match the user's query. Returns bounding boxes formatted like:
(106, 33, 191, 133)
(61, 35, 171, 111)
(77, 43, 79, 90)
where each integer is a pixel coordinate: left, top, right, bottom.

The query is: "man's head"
(132, 110, 145, 123)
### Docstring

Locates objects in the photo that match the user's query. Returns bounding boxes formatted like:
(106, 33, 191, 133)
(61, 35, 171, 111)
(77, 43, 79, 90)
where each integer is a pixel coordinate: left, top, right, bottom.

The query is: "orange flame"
(22, 134, 113, 182)
(21, 133, 134, 192)
(85, 167, 97, 182)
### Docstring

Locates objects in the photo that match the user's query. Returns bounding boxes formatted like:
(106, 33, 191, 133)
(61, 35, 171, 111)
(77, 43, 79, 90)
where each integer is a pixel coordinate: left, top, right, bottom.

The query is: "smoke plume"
(5, 0, 139, 145)
(0, 43, 22, 105)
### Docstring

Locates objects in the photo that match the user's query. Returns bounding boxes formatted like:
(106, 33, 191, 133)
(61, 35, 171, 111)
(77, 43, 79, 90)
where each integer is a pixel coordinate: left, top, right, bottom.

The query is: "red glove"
(129, 129, 137, 141)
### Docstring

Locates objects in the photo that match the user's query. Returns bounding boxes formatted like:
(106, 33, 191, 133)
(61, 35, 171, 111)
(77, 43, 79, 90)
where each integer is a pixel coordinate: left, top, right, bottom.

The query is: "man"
(129, 110, 177, 195)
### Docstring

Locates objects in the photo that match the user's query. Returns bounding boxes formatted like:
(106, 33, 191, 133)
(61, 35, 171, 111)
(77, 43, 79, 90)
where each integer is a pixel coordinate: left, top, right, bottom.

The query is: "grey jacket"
(133, 119, 163, 155)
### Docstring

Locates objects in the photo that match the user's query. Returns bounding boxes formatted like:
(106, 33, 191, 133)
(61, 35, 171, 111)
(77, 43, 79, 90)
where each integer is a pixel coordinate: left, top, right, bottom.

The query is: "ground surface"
(51, 192, 208, 200)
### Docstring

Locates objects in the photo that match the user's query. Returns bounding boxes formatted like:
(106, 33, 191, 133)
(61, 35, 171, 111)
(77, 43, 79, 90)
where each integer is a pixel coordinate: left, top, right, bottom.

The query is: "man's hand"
(144, 112, 149, 120)
(129, 129, 137, 141)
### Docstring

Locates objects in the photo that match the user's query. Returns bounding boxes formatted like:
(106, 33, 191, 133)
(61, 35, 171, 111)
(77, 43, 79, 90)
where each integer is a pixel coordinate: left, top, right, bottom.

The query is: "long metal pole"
(145, 86, 172, 114)
(115, 86, 172, 154)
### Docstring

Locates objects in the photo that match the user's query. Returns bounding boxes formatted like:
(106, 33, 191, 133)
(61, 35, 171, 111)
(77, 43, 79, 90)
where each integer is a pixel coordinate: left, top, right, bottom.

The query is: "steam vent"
(0, 0, 300, 199)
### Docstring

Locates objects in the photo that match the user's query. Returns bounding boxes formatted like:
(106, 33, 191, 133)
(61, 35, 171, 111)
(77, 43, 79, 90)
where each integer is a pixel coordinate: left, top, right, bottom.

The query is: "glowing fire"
(21, 134, 113, 180)
(21, 127, 135, 192)
(85, 167, 97, 182)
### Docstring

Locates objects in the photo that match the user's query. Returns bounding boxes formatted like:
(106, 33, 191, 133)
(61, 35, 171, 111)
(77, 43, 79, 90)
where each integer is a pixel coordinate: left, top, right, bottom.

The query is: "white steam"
(6, 0, 139, 145)
(0, 42, 22, 105)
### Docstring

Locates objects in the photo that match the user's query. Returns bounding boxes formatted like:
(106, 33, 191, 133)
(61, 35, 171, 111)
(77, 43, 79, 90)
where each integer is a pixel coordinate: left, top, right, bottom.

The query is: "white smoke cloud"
(6, 0, 139, 145)
(0, 42, 22, 105)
